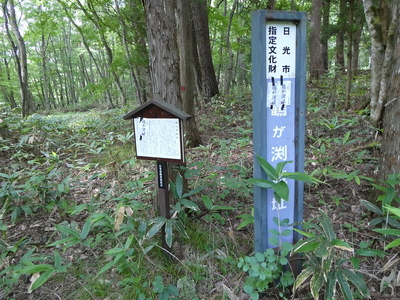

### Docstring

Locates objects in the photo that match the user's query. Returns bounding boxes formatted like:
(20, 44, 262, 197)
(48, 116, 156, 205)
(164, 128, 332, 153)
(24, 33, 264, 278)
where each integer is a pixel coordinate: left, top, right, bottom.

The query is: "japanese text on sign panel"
(265, 22, 296, 234)
(266, 23, 296, 117)
(134, 118, 182, 160)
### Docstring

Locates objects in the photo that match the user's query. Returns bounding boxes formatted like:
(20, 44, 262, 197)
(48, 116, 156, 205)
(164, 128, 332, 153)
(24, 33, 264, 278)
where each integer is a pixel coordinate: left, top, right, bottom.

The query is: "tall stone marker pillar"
(251, 10, 307, 252)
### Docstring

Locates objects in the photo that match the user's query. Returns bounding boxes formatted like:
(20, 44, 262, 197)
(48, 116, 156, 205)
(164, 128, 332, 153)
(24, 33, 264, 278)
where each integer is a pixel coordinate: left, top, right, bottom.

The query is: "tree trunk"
(1, 57, 17, 109)
(143, 0, 181, 107)
(41, 34, 51, 110)
(363, 0, 394, 127)
(336, 0, 347, 72)
(309, 0, 324, 81)
(345, 0, 354, 109)
(3, 0, 35, 117)
(352, 0, 365, 76)
(321, 0, 331, 73)
(177, 0, 202, 147)
(223, 0, 237, 96)
(377, 2, 400, 181)
(191, 0, 219, 100)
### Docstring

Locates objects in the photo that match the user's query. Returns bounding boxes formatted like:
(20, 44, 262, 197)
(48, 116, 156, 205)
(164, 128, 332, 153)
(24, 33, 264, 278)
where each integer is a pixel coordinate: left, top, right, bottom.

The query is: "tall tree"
(363, 0, 395, 126)
(345, 0, 355, 109)
(143, 0, 181, 106)
(363, 0, 400, 183)
(321, 0, 331, 73)
(336, 0, 347, 71)
(309, 0, 324, 80)
(177, 0, 202, 146)
(191, 0, 219, 100)
(3, 0, 35, 117)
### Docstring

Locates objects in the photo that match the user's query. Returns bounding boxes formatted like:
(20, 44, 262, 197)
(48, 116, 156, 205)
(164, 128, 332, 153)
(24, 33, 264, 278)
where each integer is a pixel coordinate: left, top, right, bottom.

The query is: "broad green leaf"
(213, 205, 234, 210)
(387, 217, 400, 229)
(255, 252, 265, 262)
(144, 245, 155, 254)
(269, 228, 280, 236)
(80, 219, 91, 240)
(283, 172, 320, 183)
(53, 251, 62, 271)
(0, 173, 10, 179)
(293, 228, 315, 238)
(146, 218, 166, 238)
(124, 235, 134, 249)
(315, 238, 330, 258)
(30, 269, 55, 292)
(138, 221, 147, 239)
(360, 199, 382, 215)
(332, 239, 354, 253)
(385, 205, 400, 218)
(351, 257, 360, 270)
(336, 270, 353, 300)
(17, 264, 54, 274)
(371, 183, 387, 193)
(368, 217, 384, 227)
(310, 269, 324, 300)
(355, 249, 387, 257)
(202, 196, 213, 210)
(247, 178, 274, 189)
(339, 269, 370, 298)
(55, 225, 80, 238)
(275, 160, 292, 176)
(175, 174, 183, 198)
(320, 212, 336, 241)
(243, 284, 253, 294)
(237, 214, 254, 230)
(268, 236, 279, 246)
(292, 239, 319, 254)
(180, 199, 200, 211)
(181, 186, 204, 198)
(281, 229, 292, 236)
(383, 186, 395, 206)
(273, 181, 289, 202)
(325, 270, 337, 299)
(256, 155, 278, 180)
(322, 248, 335, 273)
(105, 248, 125, 255)
(47, 236, 78, 247)
(172, 220, 189, 239)
(293, 267, 314, 291)
(373, 228, 400, 236)
(385, 238, 400, 250)
(97, 253, 124, 276)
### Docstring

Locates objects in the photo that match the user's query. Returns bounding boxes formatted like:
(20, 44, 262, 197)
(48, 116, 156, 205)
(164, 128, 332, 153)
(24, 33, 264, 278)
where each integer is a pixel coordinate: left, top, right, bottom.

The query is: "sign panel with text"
(252, 10, 307, 252)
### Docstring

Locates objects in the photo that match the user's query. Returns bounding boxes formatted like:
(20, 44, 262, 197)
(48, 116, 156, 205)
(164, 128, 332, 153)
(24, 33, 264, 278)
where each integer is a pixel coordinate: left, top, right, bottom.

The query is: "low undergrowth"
(1, 75, 400, 299)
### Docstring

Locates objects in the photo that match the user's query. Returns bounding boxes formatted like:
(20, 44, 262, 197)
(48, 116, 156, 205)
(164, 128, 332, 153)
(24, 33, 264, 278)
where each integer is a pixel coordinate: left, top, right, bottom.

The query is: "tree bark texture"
(377, 1, 400, 185)
(309, 0, 324, 80)
(143, 0, 182, 109)
(363, 0, 398, 126)
(3, 0, 35, 117)
(321, 0, 330, 73)
(336, 0, 347, 71)
(177, 0, 202, 146)
(191, 0, 219, 100)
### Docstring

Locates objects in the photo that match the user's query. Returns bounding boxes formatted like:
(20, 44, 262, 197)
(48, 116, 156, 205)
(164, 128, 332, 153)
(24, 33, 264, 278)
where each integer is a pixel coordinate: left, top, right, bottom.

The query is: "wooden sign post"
(123, 99, 191, 253)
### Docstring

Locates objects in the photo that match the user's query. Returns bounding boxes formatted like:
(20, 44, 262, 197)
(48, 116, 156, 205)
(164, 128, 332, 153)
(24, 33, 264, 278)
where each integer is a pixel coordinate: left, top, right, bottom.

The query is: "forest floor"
(1, 78, 400, 299)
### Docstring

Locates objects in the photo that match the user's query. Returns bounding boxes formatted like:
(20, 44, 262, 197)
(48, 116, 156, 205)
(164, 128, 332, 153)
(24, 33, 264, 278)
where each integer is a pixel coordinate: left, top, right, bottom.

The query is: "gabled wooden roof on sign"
(123, 99, 192, 121)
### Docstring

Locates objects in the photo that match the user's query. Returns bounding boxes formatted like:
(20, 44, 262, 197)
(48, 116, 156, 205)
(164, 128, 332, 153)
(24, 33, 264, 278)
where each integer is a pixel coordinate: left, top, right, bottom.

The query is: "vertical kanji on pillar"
(251, 10, 307, 253)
